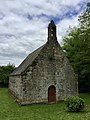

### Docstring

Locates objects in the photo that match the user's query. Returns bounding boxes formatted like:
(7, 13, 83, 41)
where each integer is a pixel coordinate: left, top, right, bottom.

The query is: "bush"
(65, 96, 85, 112)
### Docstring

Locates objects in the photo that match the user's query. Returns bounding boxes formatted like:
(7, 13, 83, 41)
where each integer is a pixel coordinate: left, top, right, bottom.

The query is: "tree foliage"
(0, 63, 15, 87)
(63, 3, 90, 92)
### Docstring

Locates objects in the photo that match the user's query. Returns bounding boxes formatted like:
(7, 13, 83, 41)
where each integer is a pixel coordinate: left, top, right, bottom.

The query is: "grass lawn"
(0, 88, 90, 120)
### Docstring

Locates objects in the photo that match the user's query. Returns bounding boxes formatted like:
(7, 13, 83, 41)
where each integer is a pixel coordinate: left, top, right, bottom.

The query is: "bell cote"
(48, 20, 57, 43)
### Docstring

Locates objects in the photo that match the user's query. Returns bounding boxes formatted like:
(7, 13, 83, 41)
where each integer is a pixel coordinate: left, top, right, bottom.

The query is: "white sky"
(0, 0, 89, 66)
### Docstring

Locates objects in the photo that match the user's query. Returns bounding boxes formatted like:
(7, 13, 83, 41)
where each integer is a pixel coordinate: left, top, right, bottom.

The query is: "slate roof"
(11, 44, 45, 75)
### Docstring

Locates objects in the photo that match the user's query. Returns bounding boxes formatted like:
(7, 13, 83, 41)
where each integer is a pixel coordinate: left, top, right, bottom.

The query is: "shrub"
(65, 96, 85, 112)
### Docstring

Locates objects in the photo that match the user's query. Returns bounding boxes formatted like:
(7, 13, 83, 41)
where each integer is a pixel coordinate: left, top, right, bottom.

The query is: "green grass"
(0, 88, 90, 120)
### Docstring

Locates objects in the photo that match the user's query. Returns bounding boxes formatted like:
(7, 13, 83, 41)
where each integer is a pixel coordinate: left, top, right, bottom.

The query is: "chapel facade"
(9, 20, 78, 105)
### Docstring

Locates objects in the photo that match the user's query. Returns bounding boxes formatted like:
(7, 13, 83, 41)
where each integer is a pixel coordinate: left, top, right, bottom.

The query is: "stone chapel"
(9, 20, 78, 105)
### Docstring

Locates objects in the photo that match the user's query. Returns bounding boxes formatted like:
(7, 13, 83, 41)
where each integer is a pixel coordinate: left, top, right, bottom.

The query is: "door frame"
(48, 85, 56, 103)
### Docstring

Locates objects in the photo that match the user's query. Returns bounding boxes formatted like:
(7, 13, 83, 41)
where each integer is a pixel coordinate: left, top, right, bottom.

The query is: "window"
(51, 33, 53, 36)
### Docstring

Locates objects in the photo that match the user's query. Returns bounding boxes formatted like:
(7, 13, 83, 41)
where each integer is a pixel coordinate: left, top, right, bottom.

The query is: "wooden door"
(48, 85, 56, 103)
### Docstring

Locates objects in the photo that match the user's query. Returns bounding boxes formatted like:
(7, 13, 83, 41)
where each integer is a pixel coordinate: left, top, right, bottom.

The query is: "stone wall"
(9, 20, 78, 104)
(19, 41, 78, 104)
(9, 21, 78, 105)
(9, 75, 23, 102)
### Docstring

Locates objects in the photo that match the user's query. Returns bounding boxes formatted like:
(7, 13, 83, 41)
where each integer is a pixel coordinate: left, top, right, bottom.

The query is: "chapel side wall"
(9, 75, 23, 100)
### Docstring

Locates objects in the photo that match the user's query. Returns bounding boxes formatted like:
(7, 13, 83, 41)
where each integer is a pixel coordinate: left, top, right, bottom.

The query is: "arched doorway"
(48, 85, 56, 103)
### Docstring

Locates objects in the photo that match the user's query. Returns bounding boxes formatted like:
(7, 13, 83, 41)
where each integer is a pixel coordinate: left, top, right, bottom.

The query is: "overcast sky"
(0, 0, 89, 66)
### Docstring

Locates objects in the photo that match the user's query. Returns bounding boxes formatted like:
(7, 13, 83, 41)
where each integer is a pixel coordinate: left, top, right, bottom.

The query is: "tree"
(0, 64, 15, 87)
(78, 3, 90, 30)
(63, 3, 90, 92)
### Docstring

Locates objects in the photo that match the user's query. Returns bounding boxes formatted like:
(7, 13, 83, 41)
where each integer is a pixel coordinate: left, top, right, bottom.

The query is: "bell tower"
(48, 20, 57, 43)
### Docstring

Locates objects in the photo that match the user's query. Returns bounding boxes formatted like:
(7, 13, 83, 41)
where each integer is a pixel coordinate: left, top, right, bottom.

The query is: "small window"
(51, 33, 53, 36)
